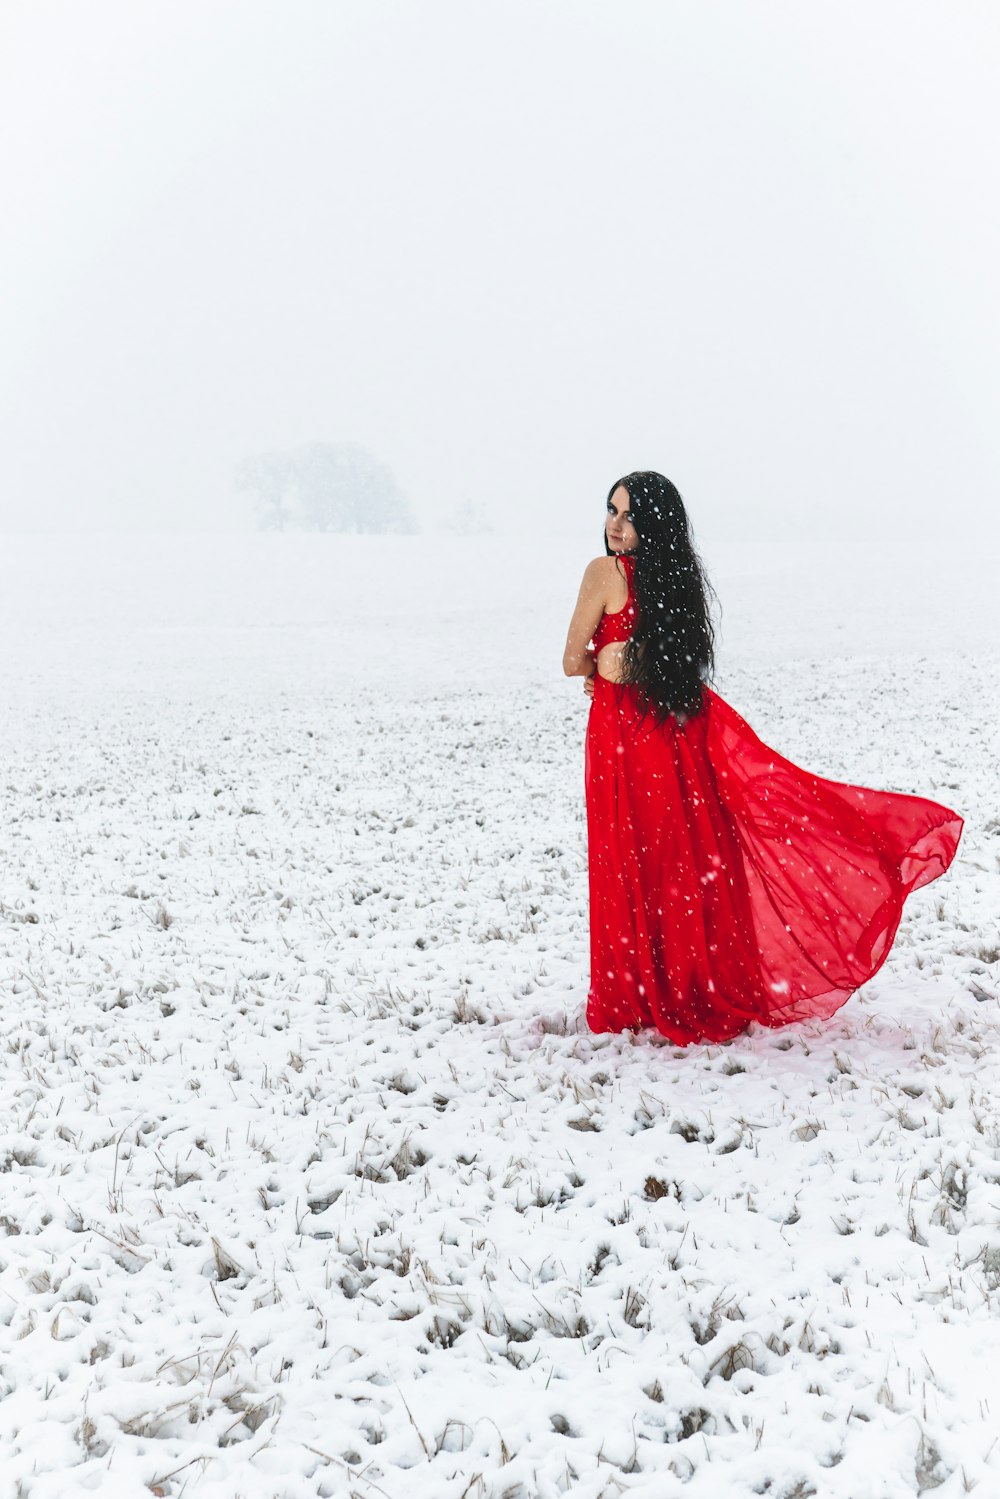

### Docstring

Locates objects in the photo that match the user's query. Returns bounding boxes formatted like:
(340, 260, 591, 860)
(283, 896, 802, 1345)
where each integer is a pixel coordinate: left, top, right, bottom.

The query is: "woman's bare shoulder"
(576, 555, 613, 587)
(583, 555, 621, 579)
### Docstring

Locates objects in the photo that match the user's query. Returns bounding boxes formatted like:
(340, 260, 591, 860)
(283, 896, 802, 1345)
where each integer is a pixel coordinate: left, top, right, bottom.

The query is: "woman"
(562, 472, 963, 1044)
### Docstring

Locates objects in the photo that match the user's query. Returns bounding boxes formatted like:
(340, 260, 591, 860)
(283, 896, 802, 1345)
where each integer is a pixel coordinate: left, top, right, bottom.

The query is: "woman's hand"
(584, 671, 595, 699)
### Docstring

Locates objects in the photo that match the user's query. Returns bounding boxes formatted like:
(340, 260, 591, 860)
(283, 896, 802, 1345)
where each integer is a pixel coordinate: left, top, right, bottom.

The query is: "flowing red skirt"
(585, 677, 963, 1043)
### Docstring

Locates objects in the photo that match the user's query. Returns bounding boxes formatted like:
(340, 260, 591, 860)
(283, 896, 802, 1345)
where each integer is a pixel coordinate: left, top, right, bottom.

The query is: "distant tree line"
(236, 441, 417, 533)
(440, 497, 493, 535)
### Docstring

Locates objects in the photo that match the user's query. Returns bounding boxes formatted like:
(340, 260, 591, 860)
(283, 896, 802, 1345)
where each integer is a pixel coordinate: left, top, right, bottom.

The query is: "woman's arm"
(562, 560, 607, 676)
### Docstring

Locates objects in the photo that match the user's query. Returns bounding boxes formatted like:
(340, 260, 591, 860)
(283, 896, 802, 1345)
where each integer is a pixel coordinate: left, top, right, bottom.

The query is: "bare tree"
(440, 496, 494, 535)
(236, 442, 417, 533)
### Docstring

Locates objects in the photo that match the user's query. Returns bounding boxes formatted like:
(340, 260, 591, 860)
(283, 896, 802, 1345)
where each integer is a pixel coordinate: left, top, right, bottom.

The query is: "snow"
(0, 531, 997, 1498)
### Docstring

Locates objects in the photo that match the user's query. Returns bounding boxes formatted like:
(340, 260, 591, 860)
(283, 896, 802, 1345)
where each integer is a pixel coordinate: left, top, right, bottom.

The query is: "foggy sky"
(2, 0, 998, 555)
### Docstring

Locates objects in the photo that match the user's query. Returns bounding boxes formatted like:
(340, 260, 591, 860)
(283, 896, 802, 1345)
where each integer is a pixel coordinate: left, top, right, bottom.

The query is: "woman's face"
(606, 485, 639, 553)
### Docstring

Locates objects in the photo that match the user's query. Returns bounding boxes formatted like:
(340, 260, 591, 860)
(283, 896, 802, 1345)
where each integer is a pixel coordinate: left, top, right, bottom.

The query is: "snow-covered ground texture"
(1, 532, 998, 1499)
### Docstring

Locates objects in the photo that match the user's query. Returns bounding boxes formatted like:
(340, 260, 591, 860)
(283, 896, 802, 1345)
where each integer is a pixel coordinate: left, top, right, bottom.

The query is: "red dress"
(585, 554, 964, 1043)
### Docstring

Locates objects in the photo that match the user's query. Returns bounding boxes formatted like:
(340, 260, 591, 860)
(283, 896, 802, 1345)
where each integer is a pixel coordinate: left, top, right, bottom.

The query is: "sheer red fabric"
(584, 673, 964, 1044)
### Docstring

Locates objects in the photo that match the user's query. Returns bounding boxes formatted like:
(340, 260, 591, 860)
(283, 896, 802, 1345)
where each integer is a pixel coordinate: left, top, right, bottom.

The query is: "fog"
(2, 0, 998, 561)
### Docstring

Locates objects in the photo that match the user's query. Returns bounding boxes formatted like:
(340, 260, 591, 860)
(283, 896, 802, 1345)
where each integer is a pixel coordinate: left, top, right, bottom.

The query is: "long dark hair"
(604, 472, 718, 725)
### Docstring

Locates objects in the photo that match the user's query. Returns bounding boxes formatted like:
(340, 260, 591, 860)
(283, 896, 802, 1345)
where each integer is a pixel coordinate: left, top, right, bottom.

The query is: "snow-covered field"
(1, 531, 997, 1499)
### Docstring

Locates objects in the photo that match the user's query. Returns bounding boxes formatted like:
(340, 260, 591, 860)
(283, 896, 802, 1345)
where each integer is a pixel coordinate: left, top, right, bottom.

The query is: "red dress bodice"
(592, 554, 638, 655)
